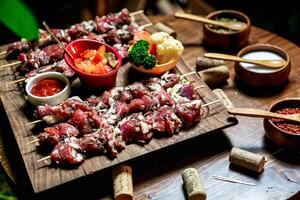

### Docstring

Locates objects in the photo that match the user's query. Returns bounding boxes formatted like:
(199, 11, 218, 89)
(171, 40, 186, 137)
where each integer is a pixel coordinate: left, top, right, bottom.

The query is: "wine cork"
(154, 22, 177, 38)
(182, 168, 206, 200)
(196, 57, 225, 71)
(198, 65, 229, 86)
(212, 89, 234, 108)
(229, 147, 265, 173)
(112, 165, 133, 200)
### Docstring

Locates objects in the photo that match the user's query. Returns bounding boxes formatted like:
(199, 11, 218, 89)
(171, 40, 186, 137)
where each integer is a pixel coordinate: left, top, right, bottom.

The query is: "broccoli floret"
(128, 40, 157, 68)
(128, 49, 148, 66)
(143, 54, 156, 69)
(134, 40, 150, 51)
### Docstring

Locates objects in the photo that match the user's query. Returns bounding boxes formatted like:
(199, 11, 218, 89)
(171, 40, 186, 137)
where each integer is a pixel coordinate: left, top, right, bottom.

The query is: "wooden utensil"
(43, 21, 74, 60)
(228, 107, 300, 123)
(204, 53, 287, 68)
(175, 12, 247, 31)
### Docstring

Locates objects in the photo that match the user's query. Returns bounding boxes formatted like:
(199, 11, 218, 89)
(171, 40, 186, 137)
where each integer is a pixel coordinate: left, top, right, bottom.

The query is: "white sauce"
(240, 51, 284, 74)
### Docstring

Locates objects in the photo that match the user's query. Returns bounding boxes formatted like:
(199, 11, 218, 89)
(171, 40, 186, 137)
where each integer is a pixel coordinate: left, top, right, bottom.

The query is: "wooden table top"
(0, 15, 299, 199)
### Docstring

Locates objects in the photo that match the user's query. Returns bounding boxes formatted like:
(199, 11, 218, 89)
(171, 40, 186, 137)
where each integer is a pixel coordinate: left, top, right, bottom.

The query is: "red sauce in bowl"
(31, 78, 65, 97)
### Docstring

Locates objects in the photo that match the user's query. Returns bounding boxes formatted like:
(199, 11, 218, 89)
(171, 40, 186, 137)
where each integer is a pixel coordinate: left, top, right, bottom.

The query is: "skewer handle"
(26, 139, 39, 145)
(0, 50, 7, 56)
(181, 71, 197, 78)
(194, 85, 205, 90)
(129, 10, 144, 16)
(140, 23, 152, 29)
(0, 61, 22, 69)
(10, 77, 27, 84)
(201, 99, 221, 108)
(37, 155, 51, 163)
(27, 119, 44, 126)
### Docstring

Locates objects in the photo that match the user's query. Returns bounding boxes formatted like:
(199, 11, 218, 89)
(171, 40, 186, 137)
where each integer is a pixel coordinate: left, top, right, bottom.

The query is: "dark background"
(206, 0, 300, 46)
(0, 0, 300, 46)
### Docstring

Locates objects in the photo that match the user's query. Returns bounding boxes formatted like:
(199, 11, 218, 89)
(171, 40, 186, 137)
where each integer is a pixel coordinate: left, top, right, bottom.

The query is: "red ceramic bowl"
(64, 39, 122, 88)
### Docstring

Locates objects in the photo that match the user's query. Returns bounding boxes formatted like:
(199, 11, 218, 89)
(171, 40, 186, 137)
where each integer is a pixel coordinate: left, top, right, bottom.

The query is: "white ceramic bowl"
(25, 72, 71, 106)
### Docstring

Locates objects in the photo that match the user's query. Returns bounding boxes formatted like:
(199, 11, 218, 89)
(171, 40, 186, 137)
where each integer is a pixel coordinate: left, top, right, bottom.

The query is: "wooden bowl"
(234, 44, 291, 87)
(203, 10, 251, 49)
(263, 98, 300, 150)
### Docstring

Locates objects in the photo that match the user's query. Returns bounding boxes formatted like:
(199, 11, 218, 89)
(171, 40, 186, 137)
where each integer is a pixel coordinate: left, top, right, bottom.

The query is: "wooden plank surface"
(0, 15, 299, 200)
(0, 14, 236, 194)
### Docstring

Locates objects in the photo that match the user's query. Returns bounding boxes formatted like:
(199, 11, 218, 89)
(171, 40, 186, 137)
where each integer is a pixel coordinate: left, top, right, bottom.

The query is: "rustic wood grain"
(0, 15, 299, 199)
(0, 14, 235, 195)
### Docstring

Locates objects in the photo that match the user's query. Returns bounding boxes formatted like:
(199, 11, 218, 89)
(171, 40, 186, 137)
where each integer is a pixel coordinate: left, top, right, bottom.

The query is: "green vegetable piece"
(128, 39, 158, 68)
(128, 47, 148, 66)
(0, 0, 39, 40)
(134, 40, 150, 51)
(105, 52, 118, 68)
(143, 54, 156, 69)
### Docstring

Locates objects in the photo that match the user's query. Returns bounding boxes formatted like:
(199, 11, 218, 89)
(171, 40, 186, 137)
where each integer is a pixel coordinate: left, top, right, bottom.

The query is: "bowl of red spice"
(26, 72, 71, 106)
(264, 98, 300, 150)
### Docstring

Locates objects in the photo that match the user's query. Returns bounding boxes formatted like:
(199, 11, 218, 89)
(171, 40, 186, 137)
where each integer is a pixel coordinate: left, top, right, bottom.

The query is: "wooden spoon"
(174, 12, 247, 31)
(204, 53, 287, 68)
(228, 107, 300, 123)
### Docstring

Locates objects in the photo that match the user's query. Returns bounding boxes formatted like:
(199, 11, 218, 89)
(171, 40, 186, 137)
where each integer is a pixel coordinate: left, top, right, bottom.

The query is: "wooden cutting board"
(0, 13, 237, 193)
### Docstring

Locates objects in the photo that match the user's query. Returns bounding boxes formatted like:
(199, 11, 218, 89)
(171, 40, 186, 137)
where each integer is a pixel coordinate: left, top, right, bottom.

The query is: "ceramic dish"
(64, 39, 122, 88)
(26, 72, 71, 106)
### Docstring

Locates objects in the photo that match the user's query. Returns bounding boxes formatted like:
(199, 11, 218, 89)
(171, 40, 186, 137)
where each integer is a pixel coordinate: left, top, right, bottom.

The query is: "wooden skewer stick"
(201, 99, 221, 107)
(0, 50, 7, 56)
(10, 77, 27, 84)
(181, 71, 197, 78)
(43, 21, 74, 61)
(183, 99, 221, 107)
(26, 139, 39, 145)
(0, 61, 22, 69)
(37, 155, 51, 163)
(129, 10, 144, 17)
(27, 119, 44, 126)
(194, 85, 205, 90)
(213, 175, 256, 186)
(140, 23, 152, 29)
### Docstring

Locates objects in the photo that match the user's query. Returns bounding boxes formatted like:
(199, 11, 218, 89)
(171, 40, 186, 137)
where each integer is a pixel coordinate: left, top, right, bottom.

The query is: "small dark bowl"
(235, 44, 291, 88)
(203, 10, 251, 49)
(64, 39, 122, 88)
(264, 98, 300, 150)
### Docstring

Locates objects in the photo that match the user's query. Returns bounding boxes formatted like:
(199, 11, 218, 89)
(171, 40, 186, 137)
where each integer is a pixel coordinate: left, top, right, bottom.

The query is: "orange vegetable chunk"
(134, 31, 151, 42)
(95, 62, 106, 74)
(97, 45, 106, 55)
(81, 49, 97, 59)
